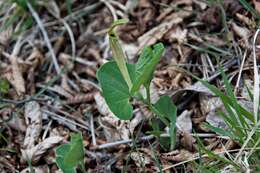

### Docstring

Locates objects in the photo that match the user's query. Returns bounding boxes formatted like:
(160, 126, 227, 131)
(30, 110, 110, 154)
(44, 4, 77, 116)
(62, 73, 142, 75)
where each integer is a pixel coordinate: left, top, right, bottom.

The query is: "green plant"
(185, 68, 260, 171)
(0, 0, 36, 34)
(55, 133, 85, 173)
(97, 19, 177, 149)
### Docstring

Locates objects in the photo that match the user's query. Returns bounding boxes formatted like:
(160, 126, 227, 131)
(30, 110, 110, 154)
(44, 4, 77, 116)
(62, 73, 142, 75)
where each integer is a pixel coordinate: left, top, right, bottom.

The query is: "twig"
(42, 120, 53, 140)
(92, 133, 229, 150)
(59, 53, 97, 67)
(235, 50, 247, 94)
(26, 1, 61, 74)
(100, 0, 118, 20)
(90, 113, 97, 146)
(92, 135, 154, 150)
(59, 19, 76, 62)
(42, 109, 89, 131)
(252, 28, 260, 123)
(64, 2, 102, 21)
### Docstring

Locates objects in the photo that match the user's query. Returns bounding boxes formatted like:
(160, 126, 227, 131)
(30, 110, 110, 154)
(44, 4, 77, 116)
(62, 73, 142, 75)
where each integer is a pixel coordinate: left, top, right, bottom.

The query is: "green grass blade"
(239, 0, 260, 20)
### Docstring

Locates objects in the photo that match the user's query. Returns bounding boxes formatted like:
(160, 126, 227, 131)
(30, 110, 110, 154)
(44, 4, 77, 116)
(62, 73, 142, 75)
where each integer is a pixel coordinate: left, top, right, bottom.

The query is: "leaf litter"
(0, 0, 260, 172)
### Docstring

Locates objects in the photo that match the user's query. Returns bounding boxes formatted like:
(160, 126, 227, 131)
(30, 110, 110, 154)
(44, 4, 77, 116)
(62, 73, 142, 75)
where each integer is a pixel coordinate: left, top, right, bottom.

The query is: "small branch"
(26, 1, 61, 74)
(145, 85, 151, 106)
(91, 135, 154, 150)
(91, 133, 229, 150)
(90, 113, 97, 146)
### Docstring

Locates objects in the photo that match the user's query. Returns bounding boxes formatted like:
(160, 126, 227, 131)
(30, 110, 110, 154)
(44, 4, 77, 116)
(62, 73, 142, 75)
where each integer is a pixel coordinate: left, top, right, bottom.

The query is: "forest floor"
(1, 0, 260, 172)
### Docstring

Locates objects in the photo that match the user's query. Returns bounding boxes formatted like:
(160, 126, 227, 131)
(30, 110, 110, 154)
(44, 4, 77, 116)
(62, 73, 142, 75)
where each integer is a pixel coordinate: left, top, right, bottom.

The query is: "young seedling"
(97, 19, 177, 149)
(55, 133, 85, 173)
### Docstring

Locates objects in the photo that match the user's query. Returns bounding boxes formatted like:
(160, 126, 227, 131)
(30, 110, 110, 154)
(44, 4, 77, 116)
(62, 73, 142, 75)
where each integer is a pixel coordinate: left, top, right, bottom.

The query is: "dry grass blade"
(26, 1, 61, 74)
(252, 28, 260, 123)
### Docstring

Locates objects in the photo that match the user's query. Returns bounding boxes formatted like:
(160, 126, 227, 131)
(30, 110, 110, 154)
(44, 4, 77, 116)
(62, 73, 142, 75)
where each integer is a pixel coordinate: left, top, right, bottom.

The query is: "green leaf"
(196, 134, 239, 169)
(203, 123, 237, 141)
(56, 144, 76, 173)
(239, 0, 260, 20)
(0, 79, 9, 94)
(64, 133, 84, 167)
(149, 118, 164, 137)
(152, 96, 177, 150)
(108, 18, 129, 34)
(55, 133, 84, 173)
(66, 0, 72, 14)
(97, 61, 136, 120)
(108, 19, 132, 89)
(131, 43, 164, 94)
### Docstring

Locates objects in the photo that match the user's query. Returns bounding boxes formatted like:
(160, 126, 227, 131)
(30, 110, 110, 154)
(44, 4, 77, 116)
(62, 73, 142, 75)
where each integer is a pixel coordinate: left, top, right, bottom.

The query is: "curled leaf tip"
(108, 18, 129, 34)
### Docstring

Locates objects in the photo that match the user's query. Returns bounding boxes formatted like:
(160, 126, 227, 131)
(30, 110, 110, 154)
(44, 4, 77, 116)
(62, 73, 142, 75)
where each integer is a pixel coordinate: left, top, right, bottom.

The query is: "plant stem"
(79, 161, 87, 173)
(145, 85, 151, 106)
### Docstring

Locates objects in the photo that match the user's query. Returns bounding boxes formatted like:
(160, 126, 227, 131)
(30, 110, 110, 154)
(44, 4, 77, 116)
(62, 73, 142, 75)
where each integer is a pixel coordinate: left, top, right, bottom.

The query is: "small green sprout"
(97, 19, 177, 149)
(55, 133, 85, 173)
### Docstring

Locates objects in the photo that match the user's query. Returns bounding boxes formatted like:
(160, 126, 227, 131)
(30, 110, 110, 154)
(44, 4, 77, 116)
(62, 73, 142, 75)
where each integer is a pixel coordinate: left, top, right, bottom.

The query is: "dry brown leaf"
(137, 17, 183, 49)
(65, 93, 94, 105)
(129, 110, 144, 134)
(94, 92, 114, 117)
(176, 110, 192, 133)
(162, 149, 195, 162)
(94, 92, 130, 141)
(204, 35, 226, 46)
(10, 55, 26, 96)
(171, 81, 213, 103)
(21, 136, 63, 164)
(23, 101, 42, 149)
(44, 0, 60, 18)
(7, 114, 26, 132)
(180, 132, 196, 151)
(200, 95, 228, 130)
(138, 20, 179, 48)
(20, 165, 50, 173)
(253, 0, 260, 13)
(37, 84, 73, 98)
(231, 22, 250, 47)
(166, 27, 188, 44)
(193, 0, 207, 10)
(201, 94, 253, 130)
(236, 13, 255, 27)
(130, 152, 152, 167)
(61, 75, 75, 95)
(0, 27, 12, 46)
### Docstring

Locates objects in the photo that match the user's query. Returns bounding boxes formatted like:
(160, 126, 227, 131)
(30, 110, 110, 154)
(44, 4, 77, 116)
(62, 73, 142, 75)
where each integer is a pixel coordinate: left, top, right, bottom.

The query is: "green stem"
(145, 85, 151, 106)
(144, 84, 170, 127)
(79, 161, 87, 173)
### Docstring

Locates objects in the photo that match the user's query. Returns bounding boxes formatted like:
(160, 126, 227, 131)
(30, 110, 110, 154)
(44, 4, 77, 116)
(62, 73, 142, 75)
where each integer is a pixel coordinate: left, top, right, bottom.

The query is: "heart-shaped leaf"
(97, 61, 136, 120)
(130, 43, 164, 94)
(152, 96, 177, 150)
